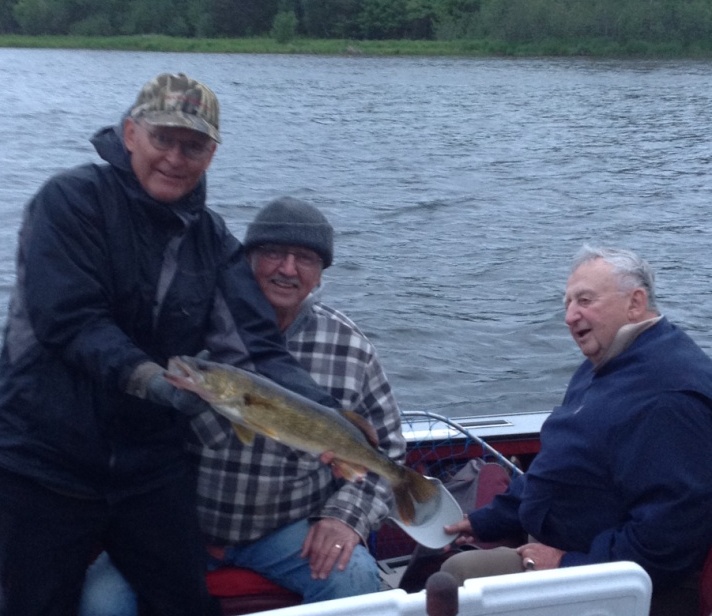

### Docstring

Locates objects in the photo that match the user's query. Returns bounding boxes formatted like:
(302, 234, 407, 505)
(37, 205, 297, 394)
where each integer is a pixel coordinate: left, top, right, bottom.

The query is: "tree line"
(1, 0, 712, 45)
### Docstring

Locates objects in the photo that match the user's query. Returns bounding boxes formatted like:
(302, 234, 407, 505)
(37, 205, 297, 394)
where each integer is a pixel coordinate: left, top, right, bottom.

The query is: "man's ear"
(628, 287, 648, 320)
(123, 118, 136, 152)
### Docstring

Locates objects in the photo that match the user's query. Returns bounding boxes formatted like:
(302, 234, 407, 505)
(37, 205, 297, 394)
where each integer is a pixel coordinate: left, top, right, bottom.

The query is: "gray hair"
(571, 244, 658, 312)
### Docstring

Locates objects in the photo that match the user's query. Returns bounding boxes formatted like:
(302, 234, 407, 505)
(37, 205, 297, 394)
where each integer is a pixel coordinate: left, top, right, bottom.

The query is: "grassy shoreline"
(3, 34, 712, 57)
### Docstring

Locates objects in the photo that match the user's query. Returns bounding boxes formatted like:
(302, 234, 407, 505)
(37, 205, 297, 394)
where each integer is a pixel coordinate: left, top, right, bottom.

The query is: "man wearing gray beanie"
(193, 196, 406, 604)
(84, 197, 406, 611)
(243, 196, 334, 268)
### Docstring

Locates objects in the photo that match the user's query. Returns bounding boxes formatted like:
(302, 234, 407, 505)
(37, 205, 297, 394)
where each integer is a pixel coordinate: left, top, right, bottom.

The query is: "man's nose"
(278, 253, 299, 274)
(564, 303, 578, 326)
(163, 142, 188, 162)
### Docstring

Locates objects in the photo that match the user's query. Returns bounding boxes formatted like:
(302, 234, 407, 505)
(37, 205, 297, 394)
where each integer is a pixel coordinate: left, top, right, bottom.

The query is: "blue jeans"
(210, 519, 381, 603)
(80, 552, 137, 616)
(80, 519, 380, 615)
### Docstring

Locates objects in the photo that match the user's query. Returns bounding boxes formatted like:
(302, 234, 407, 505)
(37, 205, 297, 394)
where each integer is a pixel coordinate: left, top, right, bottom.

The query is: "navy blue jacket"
(0, 124, 334, 500)
(470, 318, 712, 588)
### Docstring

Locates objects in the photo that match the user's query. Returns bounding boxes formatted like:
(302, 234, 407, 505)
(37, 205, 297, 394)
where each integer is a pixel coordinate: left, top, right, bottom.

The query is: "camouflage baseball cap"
(129, 73, 221, 142)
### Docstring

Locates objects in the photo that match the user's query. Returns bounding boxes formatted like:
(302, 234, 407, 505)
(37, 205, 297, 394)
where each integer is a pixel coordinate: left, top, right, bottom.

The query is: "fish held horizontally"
(166, 355, 437, 524)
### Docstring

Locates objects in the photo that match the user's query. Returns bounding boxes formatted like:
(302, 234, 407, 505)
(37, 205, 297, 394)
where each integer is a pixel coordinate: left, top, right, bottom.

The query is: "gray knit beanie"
(244, 197, 334, 268)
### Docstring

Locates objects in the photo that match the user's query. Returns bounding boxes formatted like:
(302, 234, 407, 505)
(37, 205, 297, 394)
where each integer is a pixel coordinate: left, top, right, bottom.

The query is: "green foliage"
(359, 0, 408, 39)
(4, 32, 712, 56)
(271, 9, 297, 42)
(676, 0, 712, 43)
(186, 0, 213, 37)
(433, 0, 480, 39)
(121, 0, 189, 36)
(5, 0, 712, 48)
(0, 0, 19, 32)
(301, 0, 363, 38)
(210, 0, 279, 36)
(69, 13, 113, 35)
(405, 0, 438, 38)
(13, 0, 70, 34)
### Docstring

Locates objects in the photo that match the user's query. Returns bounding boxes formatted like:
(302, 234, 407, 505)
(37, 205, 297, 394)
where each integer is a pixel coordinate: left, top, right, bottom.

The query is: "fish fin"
(392, 482, 416, 525)
(238, 417, 282, 441)
(343, 410, 379, 447)
(232, 423, 256, 445)
(232, 418, 281, 446)
(332, 460, 368, 482)
(392, 467, 439, 524)
(406, 466, 439, 503)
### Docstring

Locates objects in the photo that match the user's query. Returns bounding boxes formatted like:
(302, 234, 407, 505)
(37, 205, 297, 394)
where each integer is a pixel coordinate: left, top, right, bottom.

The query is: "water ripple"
(2, 50, 712, 416)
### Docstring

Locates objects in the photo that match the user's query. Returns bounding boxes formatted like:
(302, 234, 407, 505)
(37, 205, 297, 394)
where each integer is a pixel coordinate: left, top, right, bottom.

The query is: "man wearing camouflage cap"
(0, 74, 337, 616)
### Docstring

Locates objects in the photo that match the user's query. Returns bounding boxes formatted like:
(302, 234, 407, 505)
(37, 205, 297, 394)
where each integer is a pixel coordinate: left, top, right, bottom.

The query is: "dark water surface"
(2, 49, 712, 417)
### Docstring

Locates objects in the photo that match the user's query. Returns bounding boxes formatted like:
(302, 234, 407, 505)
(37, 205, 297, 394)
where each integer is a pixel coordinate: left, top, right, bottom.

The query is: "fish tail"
(393, 467, 439, 525)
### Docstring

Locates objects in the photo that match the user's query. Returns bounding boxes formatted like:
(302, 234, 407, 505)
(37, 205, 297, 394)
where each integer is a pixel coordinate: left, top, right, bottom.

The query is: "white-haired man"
(442, 245, 712, 616)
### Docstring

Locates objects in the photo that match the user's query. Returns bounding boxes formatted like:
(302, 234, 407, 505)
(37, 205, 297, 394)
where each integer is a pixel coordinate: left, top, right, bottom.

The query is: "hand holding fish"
(127, 360, 213, 416)
(145, 371, 213, 416)
(319, 451, 361, 481)
(302, 518, 360, 579)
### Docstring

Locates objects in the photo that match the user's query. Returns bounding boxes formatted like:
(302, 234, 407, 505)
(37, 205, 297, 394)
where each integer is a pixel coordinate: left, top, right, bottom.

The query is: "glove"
(127, 361, 213, 417)
(145, 372, 214, 417)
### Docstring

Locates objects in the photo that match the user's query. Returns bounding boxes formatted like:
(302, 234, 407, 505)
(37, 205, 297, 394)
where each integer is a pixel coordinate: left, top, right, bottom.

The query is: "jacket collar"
(595, 316, 663, 371)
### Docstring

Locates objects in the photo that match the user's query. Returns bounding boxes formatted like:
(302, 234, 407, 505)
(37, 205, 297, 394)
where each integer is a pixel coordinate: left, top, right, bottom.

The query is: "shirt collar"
(595, 315, 662, 371)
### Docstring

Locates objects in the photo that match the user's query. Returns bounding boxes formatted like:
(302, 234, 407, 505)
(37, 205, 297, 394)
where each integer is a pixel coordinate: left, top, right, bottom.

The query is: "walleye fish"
(166, 356, 438, 524)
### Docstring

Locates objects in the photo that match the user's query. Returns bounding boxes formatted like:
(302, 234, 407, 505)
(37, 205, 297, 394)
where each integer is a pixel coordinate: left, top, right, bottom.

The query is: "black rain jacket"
(0, 123, 334, 500)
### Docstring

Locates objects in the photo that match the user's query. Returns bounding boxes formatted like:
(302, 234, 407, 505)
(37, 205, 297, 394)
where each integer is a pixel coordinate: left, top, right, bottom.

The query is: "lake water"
(1, 48, 712, 418)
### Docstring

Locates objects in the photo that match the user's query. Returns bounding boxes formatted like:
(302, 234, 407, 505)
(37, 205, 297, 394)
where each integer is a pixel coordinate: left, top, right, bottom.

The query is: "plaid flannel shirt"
(186, 294, 406, 545)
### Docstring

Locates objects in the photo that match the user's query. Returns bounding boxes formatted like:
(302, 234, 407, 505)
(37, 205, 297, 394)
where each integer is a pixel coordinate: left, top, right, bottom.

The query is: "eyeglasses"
(254, 245, 323, 269)
(136, 122, 214, 161)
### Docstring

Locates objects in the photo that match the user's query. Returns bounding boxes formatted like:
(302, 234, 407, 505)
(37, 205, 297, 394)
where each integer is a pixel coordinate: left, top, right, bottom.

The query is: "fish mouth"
(167, 355, 238, 408)
(165, 356, 215, 401)
(166, 356, 195, 378)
